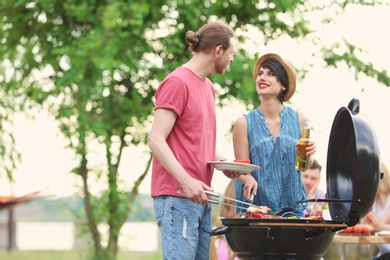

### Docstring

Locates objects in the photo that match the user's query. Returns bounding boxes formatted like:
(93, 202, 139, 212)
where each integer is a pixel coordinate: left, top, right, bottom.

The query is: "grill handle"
(209, 226, 230, 236)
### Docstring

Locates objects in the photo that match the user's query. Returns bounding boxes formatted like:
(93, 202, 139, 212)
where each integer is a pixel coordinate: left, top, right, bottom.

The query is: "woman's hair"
(185, 21, 234, 53)
(219, 179, 238, 219)
(377, 162, 390, 207)
(260, 58, 290, 103)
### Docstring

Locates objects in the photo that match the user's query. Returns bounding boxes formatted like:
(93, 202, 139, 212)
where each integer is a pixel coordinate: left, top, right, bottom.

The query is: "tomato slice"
(343, 227, 353, 233)
(246, 213, 263, 218)
(246, 212, 273, 219)
(361, 226, 371, 234)
(353, 225, 363, 233)
(234, 159, 251, 164)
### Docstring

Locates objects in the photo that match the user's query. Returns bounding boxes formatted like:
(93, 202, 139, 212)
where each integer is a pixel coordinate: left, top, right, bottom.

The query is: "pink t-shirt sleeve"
(155, 76, 187, 117)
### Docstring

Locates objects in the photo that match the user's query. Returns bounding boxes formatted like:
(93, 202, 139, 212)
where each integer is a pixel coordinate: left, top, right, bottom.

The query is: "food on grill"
(307, 215, 325, 220)
(246, 206, 272, 214)
(245, 212, 285, 219)
(245, 206, 281, 219)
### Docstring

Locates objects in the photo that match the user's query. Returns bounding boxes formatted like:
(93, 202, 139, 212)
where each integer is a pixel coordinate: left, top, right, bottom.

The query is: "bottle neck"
(301, 128, 310, 139)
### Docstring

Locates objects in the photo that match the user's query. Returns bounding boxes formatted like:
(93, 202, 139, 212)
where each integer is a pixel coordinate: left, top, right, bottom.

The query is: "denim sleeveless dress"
(235, 106, 307, 215)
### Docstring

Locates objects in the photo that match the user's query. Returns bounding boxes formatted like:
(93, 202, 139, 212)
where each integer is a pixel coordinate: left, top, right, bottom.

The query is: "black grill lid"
(326, 98, 381, 226)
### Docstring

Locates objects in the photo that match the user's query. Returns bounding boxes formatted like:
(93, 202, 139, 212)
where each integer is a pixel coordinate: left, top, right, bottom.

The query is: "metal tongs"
(176, 187, 255, 210)
(293, 198, 353, 210)
(205, 190, 256, 211)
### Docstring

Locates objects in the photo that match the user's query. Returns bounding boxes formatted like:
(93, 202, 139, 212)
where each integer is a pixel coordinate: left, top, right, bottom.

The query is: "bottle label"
(295, 142, 310, 171)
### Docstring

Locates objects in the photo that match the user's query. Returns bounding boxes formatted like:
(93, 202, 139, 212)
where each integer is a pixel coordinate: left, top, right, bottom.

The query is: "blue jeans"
(153, 196, 212, 260)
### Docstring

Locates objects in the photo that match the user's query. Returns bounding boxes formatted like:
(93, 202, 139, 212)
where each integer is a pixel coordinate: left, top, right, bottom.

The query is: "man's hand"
(306, 185, 317, 199)
(179, 175, 212, 204)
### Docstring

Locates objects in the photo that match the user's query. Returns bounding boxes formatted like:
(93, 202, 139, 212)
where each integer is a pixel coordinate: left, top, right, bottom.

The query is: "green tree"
(0, 89, 20, 182)
(0, 0, 388, 259)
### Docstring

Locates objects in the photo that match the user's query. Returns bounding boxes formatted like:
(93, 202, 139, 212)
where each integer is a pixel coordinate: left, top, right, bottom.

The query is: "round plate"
(208, 161, 259, 174)
(376, 231, 390, 237)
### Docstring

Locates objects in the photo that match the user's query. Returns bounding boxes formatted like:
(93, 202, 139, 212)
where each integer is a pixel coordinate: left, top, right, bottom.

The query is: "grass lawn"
(0, 245, 376, 260)
(0, 250, 162, 260)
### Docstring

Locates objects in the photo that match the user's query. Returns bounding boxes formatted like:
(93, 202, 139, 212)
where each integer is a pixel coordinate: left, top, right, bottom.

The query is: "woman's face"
(255, 66, 285, 98)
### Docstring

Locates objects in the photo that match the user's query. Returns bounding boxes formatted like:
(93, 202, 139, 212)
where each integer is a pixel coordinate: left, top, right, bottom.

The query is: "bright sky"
(1, 4, 389, 198)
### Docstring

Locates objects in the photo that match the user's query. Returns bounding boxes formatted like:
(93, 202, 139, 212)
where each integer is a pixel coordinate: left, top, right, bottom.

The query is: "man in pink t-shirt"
(149, 21, 239, 260)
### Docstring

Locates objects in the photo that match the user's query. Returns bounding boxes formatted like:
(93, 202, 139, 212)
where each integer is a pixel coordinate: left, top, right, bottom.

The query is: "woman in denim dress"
(233, 53, 317, 217)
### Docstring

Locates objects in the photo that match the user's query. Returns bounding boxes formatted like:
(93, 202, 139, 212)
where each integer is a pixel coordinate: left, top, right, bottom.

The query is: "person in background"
(301, 159, 326, 216)
(362, 162, 390, 260)
(233, 53, 316, 218)
(149, 21, 240, 260)
(211, 179, 239, 260)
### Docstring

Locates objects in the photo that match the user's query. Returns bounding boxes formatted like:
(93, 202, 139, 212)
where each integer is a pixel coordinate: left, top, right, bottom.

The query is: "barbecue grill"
(210, 98, 381, 260)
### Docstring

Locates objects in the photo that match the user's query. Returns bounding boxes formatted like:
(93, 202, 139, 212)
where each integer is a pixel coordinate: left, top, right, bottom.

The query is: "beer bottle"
(295, 120, 311, 171)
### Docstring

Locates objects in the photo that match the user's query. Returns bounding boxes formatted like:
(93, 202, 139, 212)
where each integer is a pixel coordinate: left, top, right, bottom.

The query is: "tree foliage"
(0, 0, 388, 259)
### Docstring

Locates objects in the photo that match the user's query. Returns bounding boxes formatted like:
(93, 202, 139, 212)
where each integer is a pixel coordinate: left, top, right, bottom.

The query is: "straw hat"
(252, 53, 297, 101)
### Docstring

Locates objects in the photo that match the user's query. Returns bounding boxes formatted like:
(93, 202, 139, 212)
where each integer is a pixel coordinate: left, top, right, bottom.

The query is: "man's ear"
(214, 45, 223, 57)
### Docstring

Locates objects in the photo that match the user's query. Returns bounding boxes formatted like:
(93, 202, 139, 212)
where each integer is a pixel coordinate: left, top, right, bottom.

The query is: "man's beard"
(215, 57, 228, 74)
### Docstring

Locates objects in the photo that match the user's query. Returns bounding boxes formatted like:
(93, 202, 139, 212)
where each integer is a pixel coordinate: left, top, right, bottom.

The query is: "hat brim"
(252, 53, 297, 101)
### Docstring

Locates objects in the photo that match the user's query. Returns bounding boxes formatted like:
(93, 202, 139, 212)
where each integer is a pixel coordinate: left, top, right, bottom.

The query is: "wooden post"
(7, 207, 15, 251)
